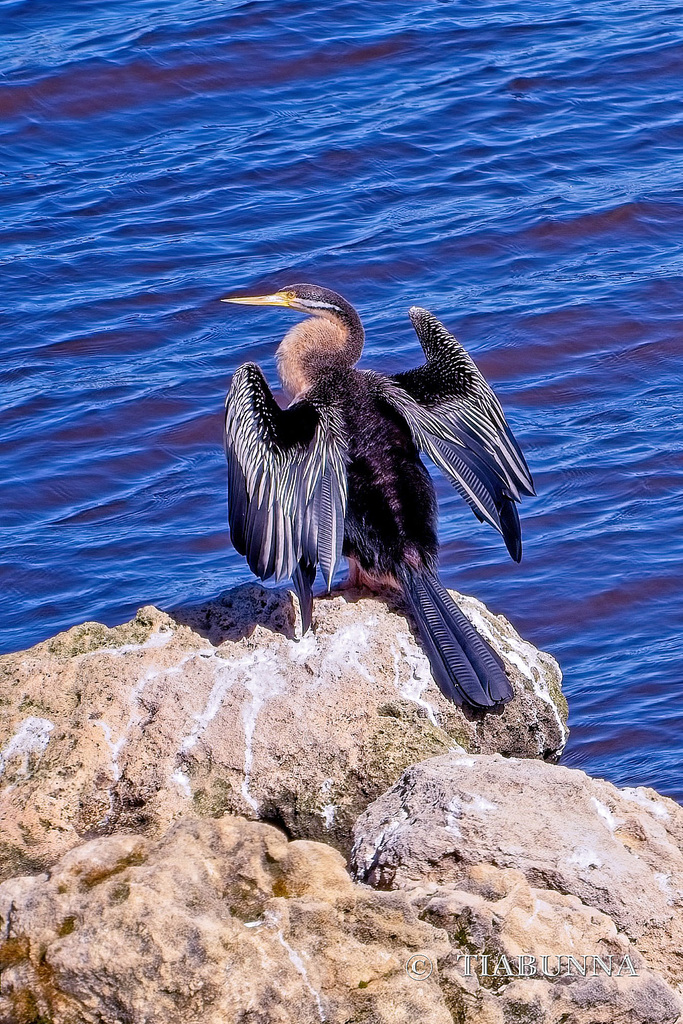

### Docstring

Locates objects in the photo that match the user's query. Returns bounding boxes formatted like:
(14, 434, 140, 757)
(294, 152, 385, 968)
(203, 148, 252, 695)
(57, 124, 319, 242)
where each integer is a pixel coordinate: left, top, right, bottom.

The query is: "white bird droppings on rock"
(591, 796, 622, 831)
(393, 633, 440, 726)
(171, 769, 192, 798)
(567, 847, 604, 869)
(466, 601, 569, 751)
(321, 623, 373, 683)
(239, 650, 288, 813)
(0, 716, 54, 778)
(266, 910, 326, 1022)
(469, 795, 498, 813)
(446, 797, 463, 837)
(620, 786, 670, 818)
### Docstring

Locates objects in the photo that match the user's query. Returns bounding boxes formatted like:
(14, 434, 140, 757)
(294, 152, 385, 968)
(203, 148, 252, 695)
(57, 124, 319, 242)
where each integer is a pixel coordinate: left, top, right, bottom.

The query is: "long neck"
(325, 295, 364, 365)
(276, 303, 365, 400)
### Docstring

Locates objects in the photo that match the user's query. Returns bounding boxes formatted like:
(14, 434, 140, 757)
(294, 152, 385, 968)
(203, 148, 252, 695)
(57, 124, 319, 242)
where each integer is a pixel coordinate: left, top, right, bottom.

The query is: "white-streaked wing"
(224, 363, 347, 589)
(381, 308, 534, 560)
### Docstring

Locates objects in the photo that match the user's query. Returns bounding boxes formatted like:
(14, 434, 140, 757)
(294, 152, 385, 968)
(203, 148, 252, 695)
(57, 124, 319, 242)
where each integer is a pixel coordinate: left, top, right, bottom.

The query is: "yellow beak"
(221, 291, 294, 308)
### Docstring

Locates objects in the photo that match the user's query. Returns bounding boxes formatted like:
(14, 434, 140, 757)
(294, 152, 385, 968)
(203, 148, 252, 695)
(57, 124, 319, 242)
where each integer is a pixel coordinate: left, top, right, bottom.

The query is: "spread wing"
(383, 307, 534, 562)
(224, 363, 347, 626)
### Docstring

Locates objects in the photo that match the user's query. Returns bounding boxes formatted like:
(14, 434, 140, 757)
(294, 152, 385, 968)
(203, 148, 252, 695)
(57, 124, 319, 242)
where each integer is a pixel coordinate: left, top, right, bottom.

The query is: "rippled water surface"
(2, 0, 682, 798)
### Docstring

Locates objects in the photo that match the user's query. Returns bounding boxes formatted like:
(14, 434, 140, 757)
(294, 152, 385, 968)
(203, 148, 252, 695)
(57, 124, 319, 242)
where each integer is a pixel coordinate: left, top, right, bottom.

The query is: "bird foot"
(342, 559, 397, 594)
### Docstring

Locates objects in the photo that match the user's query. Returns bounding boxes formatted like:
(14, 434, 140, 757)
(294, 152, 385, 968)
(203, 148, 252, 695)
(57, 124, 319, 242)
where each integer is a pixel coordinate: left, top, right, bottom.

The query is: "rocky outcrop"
(1, 586, 681, 1024)
(0, 815, 455, 1024)
(0, 584, 566, 876)
(351, 752, 683, 1018)
(0, 810, 680, 1024)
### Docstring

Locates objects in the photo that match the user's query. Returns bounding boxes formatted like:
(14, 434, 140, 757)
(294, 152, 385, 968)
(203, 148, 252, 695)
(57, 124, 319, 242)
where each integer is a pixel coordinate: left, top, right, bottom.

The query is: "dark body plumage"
(330, 370, 438, 578)
(222, 284, 534, 709)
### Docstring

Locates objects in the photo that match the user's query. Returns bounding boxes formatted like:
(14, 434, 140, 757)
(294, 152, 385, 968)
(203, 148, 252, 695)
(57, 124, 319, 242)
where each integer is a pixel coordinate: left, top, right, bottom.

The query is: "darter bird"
(222, 284, 534, 709)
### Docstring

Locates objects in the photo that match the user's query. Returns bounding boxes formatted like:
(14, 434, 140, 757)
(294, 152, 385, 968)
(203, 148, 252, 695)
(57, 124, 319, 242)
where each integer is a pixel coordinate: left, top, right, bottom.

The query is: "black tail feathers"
(292, 560, 316, 634)
(399, 567, 513, 709)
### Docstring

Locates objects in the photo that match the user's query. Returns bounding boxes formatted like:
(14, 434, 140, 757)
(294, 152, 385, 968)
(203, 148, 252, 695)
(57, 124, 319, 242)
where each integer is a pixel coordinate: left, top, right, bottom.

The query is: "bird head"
(222, 283, 365, 388)
(222, 283, 349, 322)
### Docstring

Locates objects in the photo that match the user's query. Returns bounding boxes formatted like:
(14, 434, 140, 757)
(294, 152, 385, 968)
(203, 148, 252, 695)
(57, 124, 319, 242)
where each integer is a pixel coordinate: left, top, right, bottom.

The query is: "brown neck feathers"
(276, 313, 364, 399)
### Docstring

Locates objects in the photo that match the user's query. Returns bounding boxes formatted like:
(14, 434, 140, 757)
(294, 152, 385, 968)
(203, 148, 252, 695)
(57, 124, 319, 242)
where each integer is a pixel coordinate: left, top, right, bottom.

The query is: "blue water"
(2, 0, 682, 799)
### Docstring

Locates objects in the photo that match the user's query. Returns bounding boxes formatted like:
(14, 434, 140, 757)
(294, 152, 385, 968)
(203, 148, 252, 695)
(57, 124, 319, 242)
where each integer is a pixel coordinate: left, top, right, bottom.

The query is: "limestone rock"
(351, 753, 683, 998)
(410, 868, 682, 1024)
(0, 584, 566, 875)
(0, 814, 455, 1024)
(0, 813, 678, 1024)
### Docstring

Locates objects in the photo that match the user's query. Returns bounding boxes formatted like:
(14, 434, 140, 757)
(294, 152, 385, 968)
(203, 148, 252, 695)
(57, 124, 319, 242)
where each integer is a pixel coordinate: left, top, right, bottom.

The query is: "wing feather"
(382, 308, 534, 562)
(224, 363, 348, 591)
